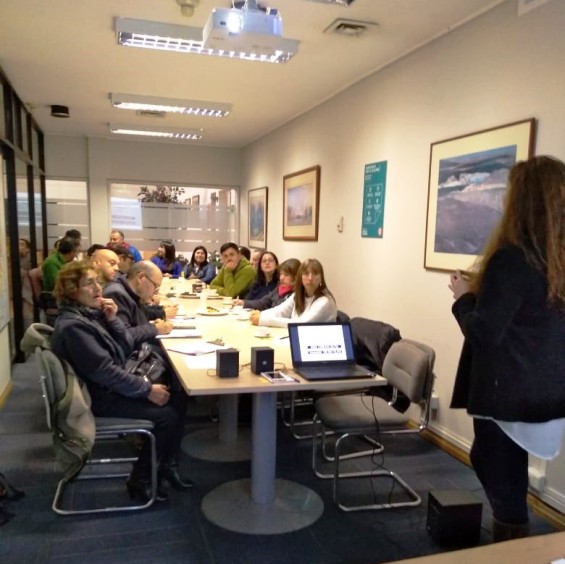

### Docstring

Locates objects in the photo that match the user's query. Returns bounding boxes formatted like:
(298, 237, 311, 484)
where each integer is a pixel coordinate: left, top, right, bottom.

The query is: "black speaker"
(251, 346, 274, 375)
(427, 490, 482, 547)
(216, 348, 239, 378)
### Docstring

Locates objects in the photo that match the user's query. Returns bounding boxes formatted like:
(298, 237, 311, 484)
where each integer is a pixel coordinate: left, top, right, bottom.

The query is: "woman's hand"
(100, 298, 118, 321)
(249, 310, 260, 326)
(148, 384, 170, 406)
(233, 298, 244, 306)
(449, 270, 470, 300)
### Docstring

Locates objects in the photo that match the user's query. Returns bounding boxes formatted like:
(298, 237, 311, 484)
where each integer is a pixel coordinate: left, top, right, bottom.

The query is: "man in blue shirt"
(108, 229, 143, 262)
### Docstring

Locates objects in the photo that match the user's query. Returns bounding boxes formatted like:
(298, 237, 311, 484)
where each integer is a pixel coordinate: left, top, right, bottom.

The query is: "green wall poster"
(361, 161, 387, 238)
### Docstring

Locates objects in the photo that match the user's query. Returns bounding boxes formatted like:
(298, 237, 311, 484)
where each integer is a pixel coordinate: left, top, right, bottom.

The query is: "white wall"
(45, 136, 242, 245)
(241, 0, 565, 510)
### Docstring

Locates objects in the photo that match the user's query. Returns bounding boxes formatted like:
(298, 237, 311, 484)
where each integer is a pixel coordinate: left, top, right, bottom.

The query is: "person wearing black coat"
(448, 156, 565, 543)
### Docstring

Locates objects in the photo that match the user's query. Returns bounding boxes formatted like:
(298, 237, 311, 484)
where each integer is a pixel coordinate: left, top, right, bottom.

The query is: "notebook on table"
(287, 322, 375, 381)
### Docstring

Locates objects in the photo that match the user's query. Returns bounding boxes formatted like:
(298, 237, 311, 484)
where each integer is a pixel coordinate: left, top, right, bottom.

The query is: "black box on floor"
(216, 348, 239, 378)
(251, 346, 274, 374)
(427, 490, 482, 547)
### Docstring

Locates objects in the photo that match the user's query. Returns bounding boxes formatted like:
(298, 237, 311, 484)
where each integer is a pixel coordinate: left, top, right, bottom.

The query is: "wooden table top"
(159, 297, 385, 396)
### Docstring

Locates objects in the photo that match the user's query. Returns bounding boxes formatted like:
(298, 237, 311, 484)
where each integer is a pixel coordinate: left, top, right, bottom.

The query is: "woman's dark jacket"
(245, 278, 278, 301)
(51, 303, 151, 405)
(450, 245, 565, 422)
(243, 285, 293, 311)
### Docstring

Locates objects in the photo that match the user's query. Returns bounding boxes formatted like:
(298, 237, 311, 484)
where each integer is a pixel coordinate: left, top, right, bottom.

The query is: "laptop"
(288, 322, 375, 381)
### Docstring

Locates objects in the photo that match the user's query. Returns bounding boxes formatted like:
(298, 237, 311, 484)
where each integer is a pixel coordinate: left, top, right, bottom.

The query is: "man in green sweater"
(210, 242, 256, 298)
(41, 237, 79, 291)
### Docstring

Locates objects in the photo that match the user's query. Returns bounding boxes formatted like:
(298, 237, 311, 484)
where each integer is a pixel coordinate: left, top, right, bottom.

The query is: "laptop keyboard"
(300, 366, 373, 377)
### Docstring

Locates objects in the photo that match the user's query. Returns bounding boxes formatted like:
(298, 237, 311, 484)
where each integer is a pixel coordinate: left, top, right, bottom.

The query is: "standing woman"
(51, 261, 191, 502)
(184, 245, 216, 284)
(245, 251, 279, 301)
(448, 156, 565, 542)
(251, 258, 336, 327)
(151, 240, 182, 278)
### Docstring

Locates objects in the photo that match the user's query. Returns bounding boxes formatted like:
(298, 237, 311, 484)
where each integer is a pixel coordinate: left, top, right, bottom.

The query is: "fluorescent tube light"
(115, 16, 298, 63)
(109, 123, 203, 140)
(111, 93, 232, 117)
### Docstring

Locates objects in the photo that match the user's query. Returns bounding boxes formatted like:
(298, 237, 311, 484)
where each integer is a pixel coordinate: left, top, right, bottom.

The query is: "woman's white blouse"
(258, 294, 337, 328)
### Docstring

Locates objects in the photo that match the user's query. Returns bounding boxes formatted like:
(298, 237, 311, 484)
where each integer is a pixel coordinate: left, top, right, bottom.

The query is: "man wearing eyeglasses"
(103, 260, 172, 348)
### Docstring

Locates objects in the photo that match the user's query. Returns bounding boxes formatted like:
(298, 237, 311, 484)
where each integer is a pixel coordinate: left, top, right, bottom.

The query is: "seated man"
(210, 242, 256, 298)
(42, 237, 79, 292)
(103, 260, 172, 348)
(90, 248, 120, 287)
(115, 247, 135, 276)
(107, 229, 143, 263)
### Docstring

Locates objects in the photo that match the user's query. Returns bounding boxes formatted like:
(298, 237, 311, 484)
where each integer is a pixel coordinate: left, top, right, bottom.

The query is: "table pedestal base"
(181, 428, 251, 462)
(202, 478, 324, 534)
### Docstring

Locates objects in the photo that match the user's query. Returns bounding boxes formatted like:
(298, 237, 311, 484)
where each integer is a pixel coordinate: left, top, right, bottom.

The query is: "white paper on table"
(156, 329, 202, 339)
(170, 320, 198, 329)
(166, 342, 226, 355)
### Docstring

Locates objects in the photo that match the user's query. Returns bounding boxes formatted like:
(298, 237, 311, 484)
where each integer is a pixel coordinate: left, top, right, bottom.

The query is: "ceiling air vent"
(136, 110, 166, 118)
(324, 18, 378, 38)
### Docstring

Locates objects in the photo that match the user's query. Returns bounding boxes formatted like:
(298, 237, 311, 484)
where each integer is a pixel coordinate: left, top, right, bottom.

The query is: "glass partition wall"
(1, 65, 46, 361)
(110, 182, 238, 261)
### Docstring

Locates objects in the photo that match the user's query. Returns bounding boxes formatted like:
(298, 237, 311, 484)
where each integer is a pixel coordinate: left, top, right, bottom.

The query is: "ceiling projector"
(203, 6, 299, 60)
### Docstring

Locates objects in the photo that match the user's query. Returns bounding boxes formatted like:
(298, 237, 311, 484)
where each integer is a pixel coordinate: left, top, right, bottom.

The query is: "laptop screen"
(288, 322, 356, 367)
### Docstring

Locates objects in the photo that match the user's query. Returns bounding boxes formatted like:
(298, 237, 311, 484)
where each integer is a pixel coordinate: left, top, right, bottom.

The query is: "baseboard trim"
(421, 428, 565, 530)
(0, 380, 13, 410)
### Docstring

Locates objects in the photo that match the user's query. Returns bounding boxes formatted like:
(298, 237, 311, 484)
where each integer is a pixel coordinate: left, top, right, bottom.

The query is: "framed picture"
(424, 118, 535, 271)
(283, 165, 321, 241)
(192, 195, 200, 206)
(248, 186, 268, 248)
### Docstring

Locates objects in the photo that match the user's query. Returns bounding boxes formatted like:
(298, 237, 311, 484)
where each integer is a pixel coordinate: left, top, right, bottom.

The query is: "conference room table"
(159, 287, 386, 534)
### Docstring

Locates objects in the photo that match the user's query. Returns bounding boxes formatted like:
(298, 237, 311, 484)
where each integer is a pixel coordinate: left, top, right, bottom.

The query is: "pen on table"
(278, 335, 289, 340)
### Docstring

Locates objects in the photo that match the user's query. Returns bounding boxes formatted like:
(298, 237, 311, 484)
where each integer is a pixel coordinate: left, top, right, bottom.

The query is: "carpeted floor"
(0, 356, 556, 564)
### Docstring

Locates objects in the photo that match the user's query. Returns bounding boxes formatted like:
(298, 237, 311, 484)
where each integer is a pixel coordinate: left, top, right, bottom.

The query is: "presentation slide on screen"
(297, 325, 347, 362)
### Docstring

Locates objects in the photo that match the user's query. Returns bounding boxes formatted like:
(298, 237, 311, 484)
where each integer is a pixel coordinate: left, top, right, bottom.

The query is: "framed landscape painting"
(424, 118, 535, 272)
(248, 186, 268, 249)
(283, 165, 321, 241)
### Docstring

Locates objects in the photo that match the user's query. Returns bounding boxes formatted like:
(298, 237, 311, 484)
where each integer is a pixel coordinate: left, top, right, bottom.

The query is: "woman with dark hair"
(151, 240, 182, 278)
(250, 258, 336, 327)
(238, 257, 299, 311)
(51, 260, 192, 503)
(244, 251, 279, 301)
(448, 155, 565, 542)
(184, 245, 216, 284)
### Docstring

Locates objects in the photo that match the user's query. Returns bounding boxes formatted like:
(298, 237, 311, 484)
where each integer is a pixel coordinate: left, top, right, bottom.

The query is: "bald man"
(90, 248, 120, 286)
(103, 260, 172, 348)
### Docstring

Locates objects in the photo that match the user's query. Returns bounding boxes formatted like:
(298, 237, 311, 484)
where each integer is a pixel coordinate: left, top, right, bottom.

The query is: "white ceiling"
(0, 0, 504, 148)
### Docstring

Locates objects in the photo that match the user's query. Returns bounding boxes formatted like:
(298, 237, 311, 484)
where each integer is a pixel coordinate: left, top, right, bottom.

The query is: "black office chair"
(27, 324, 158, 515)
(312, 339, 436, 511)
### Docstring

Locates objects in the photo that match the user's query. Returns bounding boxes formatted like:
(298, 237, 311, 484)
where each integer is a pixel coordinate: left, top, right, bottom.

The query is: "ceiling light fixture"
(115, 1, 299, 64)
(110, 93, 232, 117)
(109, 123, 203, 140)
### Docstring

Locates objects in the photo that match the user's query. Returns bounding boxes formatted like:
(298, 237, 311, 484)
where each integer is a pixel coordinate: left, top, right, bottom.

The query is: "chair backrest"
(336, 310, 351, 323)
(382, 339, 436, 424)
(34, 344, 96, 480)
(28, 267, 43, 304)
(350, 317, 401, 374)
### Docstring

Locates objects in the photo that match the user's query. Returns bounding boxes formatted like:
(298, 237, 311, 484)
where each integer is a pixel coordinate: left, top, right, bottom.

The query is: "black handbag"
(125, 344, 169, 385)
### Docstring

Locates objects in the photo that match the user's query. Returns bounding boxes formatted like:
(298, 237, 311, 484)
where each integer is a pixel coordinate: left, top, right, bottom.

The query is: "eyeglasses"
(143, 273, 160, 291)
(261, 258, 276, 264)
(80, 277, 101, 288)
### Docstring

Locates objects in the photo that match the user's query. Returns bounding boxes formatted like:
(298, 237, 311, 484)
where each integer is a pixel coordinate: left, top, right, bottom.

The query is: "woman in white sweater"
(250, 258, 336, 327)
